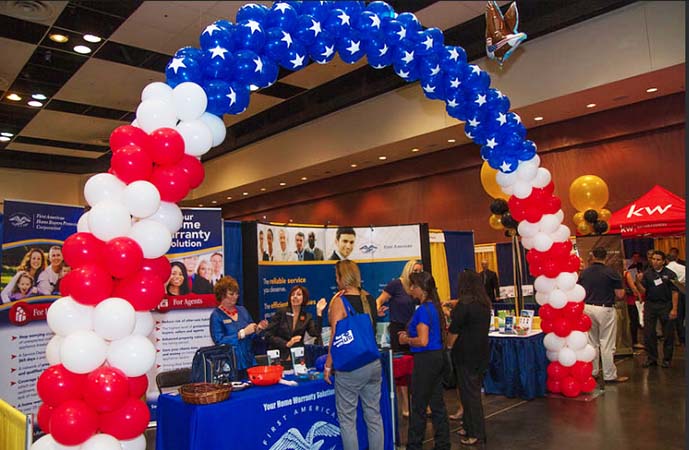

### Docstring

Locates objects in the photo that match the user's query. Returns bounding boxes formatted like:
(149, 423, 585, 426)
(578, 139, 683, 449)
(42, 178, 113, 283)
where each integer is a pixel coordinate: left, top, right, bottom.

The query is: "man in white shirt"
(210, 252, 224, 286)
(37, 246, 63, 295)
(276, 229, 294, 261)
(666, 252, 685, 345)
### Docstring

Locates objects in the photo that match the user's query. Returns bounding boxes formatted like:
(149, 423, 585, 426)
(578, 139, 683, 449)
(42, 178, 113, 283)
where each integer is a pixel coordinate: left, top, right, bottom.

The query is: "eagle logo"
(359, 244, 378, 254)
(8, 213, 31, 228)
(268, 421, 340, 450)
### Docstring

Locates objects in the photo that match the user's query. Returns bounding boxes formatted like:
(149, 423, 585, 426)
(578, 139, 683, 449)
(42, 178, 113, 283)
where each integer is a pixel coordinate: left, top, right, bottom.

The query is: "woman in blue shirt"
(398, 271, 450, 450)
(210, 276, 267, 376)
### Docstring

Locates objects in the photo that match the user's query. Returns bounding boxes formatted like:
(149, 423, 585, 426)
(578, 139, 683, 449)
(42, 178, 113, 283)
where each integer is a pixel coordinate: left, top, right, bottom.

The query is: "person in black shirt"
(636, 250, 679, 368)
(580, 247, 628, 383)
(479, 260, 500, 303)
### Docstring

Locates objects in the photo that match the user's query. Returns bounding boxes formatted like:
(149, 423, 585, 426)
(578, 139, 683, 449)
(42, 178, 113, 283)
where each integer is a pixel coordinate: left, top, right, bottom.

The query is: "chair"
(156, 368, 192, 394)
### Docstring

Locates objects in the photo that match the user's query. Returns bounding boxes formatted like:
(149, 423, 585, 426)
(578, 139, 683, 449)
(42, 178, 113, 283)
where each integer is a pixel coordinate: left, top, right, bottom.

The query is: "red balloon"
(540, 319, 553, 334)
(128, 375, 149, 399)
(99, 397, 150, 440)
(59, 270, 75, 297)
(581, 376, 597, 393)
(546, 378, 561, 393)
(111, 144, 153, 184)
(543, 259, 562, 279)
(562, 301, 585, 321)
(84, 366, 130, 413)
(549, 241, 573, 259)
(546, 362, 569, 380)
(36, 364, 85, 406)
(37, 402, 54, 433)
(62, 232, 105, 268)
(113, 271, 165, 311)
(567, 254, 582, 273)
(542, 195, 562, 215)
(560, 376, 581, 398)
(573, 314, 592, 332)
(110, 125, 151, 153)
(49, 399, 99, 446)
(149, 128, 185, 166)
(176, 154, 205, 189)
(141, 256, 171, 283)
(552, 317, 573, 337)
(570, 361, 593, 383)
(150, 164, 190, 203)
(69, 264, 114, 306)
(538, 304, 559, 322)
(103, 237, 144, 279)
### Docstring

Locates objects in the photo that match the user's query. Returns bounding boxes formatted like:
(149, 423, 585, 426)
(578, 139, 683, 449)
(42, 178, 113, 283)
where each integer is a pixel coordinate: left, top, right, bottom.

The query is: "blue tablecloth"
(483, 332, 547, 400)
(156, 360, 393, 450)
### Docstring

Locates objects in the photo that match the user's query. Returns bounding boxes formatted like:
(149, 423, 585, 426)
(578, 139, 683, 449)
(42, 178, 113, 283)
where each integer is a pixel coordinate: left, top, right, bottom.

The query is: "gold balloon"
(480, 161, 510, 200)
(489, 214, 504, 230)
(569, 175, 609, 211)
(573, 211, 585, 225)
(598, 208, 612, 222)
(577, 221, 593, 235)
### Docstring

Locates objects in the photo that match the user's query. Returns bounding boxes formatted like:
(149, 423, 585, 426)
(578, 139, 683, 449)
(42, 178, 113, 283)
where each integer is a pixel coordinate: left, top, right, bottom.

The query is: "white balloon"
(551, 225, 571, 243)
(496, 169, 517, 187)
(565, 284, 586, 302)
(148, 201, 183, 234)
(546, 350, 560, 362)
(30, 434, 57, 450)
(521, 236, 534, 249)
(46, 334, 63, 365)
(534, 275, 557, 294)
(94, 298, 136, 341)
(176, 120, 213, 157)
(172, 82, 207, 122)
(77, 212, 91, 233)
(566, 331, 588, 351)
(53, 442, 81, 450)
(535, 291, 549, 306)
(539, 214, 561, 234)
(60, 330, 108, 374)
(141, 81, 174, 103)
(500, 184, 514, 196)
(533, 232, 554, 252)
(543, 332, 566, 352)
(128, 219, 172, 258)
(554, 210, 565, 223)
(119, 435, 147, 450)
(512, 180, 533, 199)
(576, 344, 596, 362)
(199, 112, 227, 147)
(132, 311, 154, 336)
(123, 181, 161, 219)
(131, 119, 139, 127)
(556, 272, 578, 292)
(107, 335, 156, 377)
(532, 167, 552, 188)
(84, 173, 125, 207)
(516, 159, 539, 181)
(47, 296, 94, 336)
(558, 347, 577, 367)
(548, 289, 568, 309)
(517, 220, 539, 238)
(81, 434, 120, 450)
(88, 201, 132, 242)
(136, 99, 177, 133)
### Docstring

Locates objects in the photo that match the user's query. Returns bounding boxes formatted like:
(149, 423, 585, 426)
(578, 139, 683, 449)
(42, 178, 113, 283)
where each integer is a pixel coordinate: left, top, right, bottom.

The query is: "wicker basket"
(179, 383, 232, 405)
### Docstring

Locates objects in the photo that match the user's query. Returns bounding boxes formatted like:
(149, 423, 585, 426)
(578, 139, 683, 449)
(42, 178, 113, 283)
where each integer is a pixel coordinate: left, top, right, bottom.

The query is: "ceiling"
(0, 0, 684, 208)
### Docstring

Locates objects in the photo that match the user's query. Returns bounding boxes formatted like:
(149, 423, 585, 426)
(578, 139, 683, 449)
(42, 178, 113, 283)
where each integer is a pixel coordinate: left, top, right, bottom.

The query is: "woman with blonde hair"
(1, 248, 45, 303)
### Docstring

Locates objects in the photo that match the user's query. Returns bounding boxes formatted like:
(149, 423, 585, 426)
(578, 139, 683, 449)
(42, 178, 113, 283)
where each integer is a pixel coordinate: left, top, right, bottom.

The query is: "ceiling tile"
(415, 2, 481, 30)
(0, 37, 36, 91)
(55, 58, 164, 111)
(6, 142, 103, 159)
(205, 1, 273, 21)
(20, 109, 125, 145)
(0, 1, 67, 26)
(281, 56, 368, 89)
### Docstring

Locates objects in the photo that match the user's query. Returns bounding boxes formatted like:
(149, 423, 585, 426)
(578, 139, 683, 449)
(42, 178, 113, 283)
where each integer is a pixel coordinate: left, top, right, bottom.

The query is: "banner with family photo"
(0, 199, 83, 414)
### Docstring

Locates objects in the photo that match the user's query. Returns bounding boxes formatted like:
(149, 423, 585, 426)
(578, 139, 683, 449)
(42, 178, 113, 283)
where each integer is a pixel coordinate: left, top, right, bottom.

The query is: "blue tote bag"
(331, 295, 380, 372)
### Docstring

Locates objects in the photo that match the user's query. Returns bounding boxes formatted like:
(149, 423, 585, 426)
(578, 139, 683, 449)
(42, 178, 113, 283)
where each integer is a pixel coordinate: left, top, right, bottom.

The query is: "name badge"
(223, 319, 233, 324)
(653, 278, 663, 286)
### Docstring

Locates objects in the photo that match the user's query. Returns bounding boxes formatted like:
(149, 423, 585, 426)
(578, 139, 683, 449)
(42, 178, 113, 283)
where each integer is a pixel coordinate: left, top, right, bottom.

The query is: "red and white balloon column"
(32, 81, 221, 450)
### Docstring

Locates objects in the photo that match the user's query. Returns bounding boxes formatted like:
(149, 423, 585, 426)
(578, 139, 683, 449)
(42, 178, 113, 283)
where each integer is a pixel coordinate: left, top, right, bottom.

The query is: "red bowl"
(247, 365, 283, 386)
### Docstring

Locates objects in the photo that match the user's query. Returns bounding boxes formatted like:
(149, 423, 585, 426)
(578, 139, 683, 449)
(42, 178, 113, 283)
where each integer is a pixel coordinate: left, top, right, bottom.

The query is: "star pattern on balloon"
(309, 20, 322, 36)
(245, 20, 262, 34)
(281, 31, 293, 47)
(379, 44, 389, 56)
(430, 64, 441, 76)
(226, 87, 237, 106)
(475, 93, 487, 106)
(253, 56, 263, 73)
(209, 46, 228, 59)
(321, 45, 335, 58)
(290, 53, 306, 69)
(338, 11, 351, 26)
(500, 160, 512, 172)
(422, 84, 435, 93)
(422, 35, 434, 50)
(401, 50, 415, 64)
(167, 58, 186, 74)
(496, 112, 507, 125)
(447, 98, 459, 107)
(448, 47, 460, 61)
(470, 65, 482, 75)
(274, 2, 291, 13)
(203, 24, 221, 36)
(396, 68, 410, 78)
(396, 26, 407, 40)
(468, 117, 480, 127)
(449, 78, 461, 88)
(369, 14, 381, 28)
(486, 137, 498, 149)
(346, 40, 361, 55)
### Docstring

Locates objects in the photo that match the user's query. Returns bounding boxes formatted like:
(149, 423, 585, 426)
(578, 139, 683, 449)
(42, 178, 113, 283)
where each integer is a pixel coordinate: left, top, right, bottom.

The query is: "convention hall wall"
(223, 93, 685, 244)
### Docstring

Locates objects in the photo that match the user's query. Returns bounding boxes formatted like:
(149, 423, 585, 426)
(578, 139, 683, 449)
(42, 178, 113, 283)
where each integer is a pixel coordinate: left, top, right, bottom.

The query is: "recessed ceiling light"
(6, 93, 22, 101)
(0, 136, 10, 142)
(646, 87, 658, 93)
(279, 182, 286, 186)
(586, 103, 596, 108)
(350, 163, 358, 168)
(534, 116, 544, 121)
(27, 100, 43, 107)
(260, 187, 266, 192)
(49, 33, 69, 43)
(447, 139, 456, 143)
(1, 132, 13, 137)
(378, 156, 387, 160)
(226, 196, 232, 199)
(32, 93, 48, 101)
(242, 192, 248, 196)
(73, 45, 92, 54)
(83, 34, 102, 43)
(301, 176, 307, 181)
(411, 148, 420, 152)
(211, 200, 217, 204)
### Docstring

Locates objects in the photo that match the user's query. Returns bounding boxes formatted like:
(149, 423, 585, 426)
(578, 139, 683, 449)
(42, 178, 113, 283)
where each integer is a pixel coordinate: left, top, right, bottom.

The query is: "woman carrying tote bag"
(324, 260, 383, 450)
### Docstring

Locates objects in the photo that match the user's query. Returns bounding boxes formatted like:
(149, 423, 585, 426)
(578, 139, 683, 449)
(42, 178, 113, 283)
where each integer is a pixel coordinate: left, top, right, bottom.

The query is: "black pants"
(456, 363, 486, 442)
(644, 302, 675, 363)
(627, 303, 641, 346)
(407, 350, 450, 450)
(389, 321, 410, 353)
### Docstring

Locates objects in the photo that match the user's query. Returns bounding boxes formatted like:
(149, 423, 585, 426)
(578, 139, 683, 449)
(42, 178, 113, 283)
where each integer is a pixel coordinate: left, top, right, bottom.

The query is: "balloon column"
(569, 175, 612, 235)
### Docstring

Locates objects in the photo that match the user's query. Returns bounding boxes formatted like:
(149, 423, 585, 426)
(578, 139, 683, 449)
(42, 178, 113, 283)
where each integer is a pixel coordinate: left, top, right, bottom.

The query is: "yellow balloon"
(577, 221, 593, 235)
(480, 161, 510, 200)
(489, 214, 504, 230)
(569, 175, 609, 211)
(598, 208, 612, 222)
(573, 212, 585, 225)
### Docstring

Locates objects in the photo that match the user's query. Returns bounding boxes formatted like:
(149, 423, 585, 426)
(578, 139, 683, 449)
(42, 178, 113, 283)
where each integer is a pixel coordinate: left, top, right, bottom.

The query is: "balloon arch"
(32, 2, 596, 448)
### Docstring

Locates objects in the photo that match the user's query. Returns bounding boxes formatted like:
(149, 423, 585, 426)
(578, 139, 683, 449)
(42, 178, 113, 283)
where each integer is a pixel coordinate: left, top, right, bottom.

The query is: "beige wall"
(0, 168, 85, 213)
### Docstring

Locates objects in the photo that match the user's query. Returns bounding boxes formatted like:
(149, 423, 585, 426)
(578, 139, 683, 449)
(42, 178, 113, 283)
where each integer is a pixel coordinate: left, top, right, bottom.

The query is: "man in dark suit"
(329, 227, 356, 260)
(479, 260, 500, 302)
(294, 232, 314, 261)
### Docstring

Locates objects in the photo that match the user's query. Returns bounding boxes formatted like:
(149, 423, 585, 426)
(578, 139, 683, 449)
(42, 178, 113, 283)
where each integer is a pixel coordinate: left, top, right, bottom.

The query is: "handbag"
(191, 344, 238, 384)
(331, 294, 380, 372)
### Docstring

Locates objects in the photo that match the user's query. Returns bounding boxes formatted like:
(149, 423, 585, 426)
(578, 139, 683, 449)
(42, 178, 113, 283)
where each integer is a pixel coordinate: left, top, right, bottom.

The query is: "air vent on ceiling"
(612, 95, 629, 102)
(0, 1, 56, 22)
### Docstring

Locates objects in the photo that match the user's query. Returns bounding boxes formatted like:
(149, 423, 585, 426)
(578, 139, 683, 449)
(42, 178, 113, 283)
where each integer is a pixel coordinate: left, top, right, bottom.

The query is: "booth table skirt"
(483, 332, 548, 400)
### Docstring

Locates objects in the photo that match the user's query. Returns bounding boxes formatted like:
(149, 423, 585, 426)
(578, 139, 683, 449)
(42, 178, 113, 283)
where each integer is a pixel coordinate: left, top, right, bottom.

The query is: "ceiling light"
(350, 163, 358, 168)
(49, 33, 69, 43)
(198, 204, 203, 207)
(32, 93, 48, 100)
(301, 176, 307, 181)
(646, 87, 658, 93)
(0, 136, 10, 142)
(586, 103, 596, 108)
(378, 156, 387, 160)
(27, 100, 43, 107)
(447, 139, 456, 143)
(534, 116, 544, 121)
(211, 200, 217, 204)
(73, 45, 92, 54)
(279, 182, 286, 186)
(226, 196, 232, 199)
(260, 188, 266, 192)
(242, 192, 248, 196)
(6, 93, 22, 101)
(1, 132, 13, 137)
(83, 34, 102, 43)
(411, 148, 420, 152)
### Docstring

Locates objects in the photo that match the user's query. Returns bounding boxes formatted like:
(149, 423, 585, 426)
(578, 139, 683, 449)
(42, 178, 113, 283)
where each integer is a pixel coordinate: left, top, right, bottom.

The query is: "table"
(156, 369, 394, 450)
(483, 331, 548, 400)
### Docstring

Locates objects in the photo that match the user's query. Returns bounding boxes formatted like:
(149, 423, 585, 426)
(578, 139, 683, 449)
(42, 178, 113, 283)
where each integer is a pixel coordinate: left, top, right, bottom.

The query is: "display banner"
(0, 200, 83, 414)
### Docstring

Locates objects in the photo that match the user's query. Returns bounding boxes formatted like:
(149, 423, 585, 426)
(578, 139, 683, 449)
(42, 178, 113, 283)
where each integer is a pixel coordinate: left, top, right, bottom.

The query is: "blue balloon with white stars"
(324, 8, 353, 38)
(417, 51, 442, 84)
(440, 45, 467, 74)
(202, 46, 235, 80)
(233, 49, 264, 85)
(236, 4, 269, 24)
(381, 18, 407, 48)
(300, 1, 333, 22)
(396, 12, 421, 35)
(461, 65, 491, 92)
(166, 55, 203, 87)
(175, 46, 204, 61)
(263, 27, 293, 62)
(364, 35, 393, 68)
(392, 41, 417, 69)
(203, 79, 232, 116)
(413, 28, 443, 57)
(354, 11, 382, 36)
(265, 2, 299, 32)
(333, 1, 365, 15)
(393, 60, 420, 83)
(366, 1, 396, 20)
(293, 14, 323, 46)
(485, 88, 510, 113)
(200, 21, 235, 52)
(308, 31, 336, 64)
(519, 140, 538, 161)
(283, 1, 302, 13)
(420, 75, 445, 101)
(234, 19, 266, 52)
(280, 40, 308, 71)
(336, 30, 365, 64)
(226, 82, 251, 115)
(256, 57, 280, 88)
